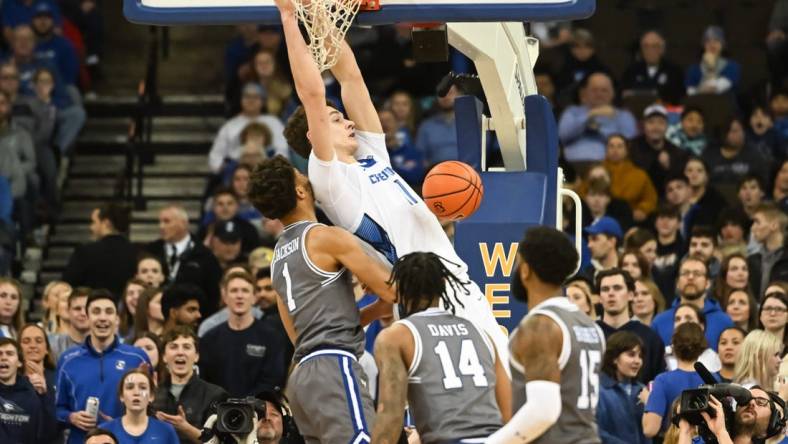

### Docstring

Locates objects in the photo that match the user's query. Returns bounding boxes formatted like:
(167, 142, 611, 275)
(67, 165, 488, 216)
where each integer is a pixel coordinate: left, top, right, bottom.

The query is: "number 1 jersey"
(270, 221, 366, 362)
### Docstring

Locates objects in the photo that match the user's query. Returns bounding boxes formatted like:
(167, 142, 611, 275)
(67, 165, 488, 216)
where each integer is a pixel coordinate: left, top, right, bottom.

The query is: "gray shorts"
(287, 349, 375, 444)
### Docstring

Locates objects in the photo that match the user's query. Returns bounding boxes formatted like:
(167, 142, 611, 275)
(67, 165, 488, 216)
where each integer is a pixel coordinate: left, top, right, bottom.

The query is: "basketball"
(422, 161, 484, 221)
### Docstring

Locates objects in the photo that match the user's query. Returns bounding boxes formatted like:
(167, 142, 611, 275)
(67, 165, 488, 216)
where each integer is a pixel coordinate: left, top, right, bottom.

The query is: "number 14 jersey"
(510, 297, 606, 444)
(397, 308, 502, 444)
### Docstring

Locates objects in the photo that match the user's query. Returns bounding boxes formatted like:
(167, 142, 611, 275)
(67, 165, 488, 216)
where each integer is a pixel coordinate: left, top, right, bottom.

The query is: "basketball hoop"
(292, 0, 377, 72)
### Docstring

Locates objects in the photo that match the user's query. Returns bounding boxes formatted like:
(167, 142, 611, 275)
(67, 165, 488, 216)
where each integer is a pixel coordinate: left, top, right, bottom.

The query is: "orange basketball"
(422, 161, 484, 221)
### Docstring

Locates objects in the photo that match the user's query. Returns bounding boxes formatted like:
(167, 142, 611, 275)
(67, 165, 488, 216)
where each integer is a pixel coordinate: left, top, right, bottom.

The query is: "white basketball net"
(293, 0, 361, 72)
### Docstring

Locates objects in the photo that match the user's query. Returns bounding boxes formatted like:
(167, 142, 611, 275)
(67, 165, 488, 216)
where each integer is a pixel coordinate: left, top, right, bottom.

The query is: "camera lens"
(688, 394, 707, 410)
(222, 407, 249, 433)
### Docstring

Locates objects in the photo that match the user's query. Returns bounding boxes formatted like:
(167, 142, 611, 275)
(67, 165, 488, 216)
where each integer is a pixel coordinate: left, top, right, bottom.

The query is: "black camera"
(674, 363, 755, 444)
(678, 384, 753, 426)
(215, 397, 266, 436)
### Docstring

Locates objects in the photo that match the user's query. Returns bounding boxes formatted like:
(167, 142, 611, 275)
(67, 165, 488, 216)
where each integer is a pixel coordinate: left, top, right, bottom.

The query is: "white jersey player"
(280, 23, 508, 367)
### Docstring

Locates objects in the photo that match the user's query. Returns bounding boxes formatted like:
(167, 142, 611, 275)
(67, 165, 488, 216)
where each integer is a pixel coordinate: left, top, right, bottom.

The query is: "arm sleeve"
(486, 381, 562, 444)
(558, 107, 590, 144)
(644, 376, 667, 417)
(354, 130, 390, 163)
(38, 389, 59, 441)
(618, 110, 638, 139)
(254, 327, 291, 394)
(208, 125, 231, 173)
(61, 247, 86, 288)
(720, 62, 741, 91)
(55, 365, 75, 423)
(685, 65, 701, 89)
(307, 153, 364, 230)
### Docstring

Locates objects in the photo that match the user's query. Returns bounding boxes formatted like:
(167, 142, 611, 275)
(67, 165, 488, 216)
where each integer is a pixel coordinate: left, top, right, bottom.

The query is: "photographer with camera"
(199, 390, 304, 444)
(675, 386, 786, 444)
(254, 391, 303, 444)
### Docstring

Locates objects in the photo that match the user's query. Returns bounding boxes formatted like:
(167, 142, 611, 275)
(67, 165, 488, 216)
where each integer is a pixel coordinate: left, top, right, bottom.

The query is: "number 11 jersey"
(308, 131, 510, 366)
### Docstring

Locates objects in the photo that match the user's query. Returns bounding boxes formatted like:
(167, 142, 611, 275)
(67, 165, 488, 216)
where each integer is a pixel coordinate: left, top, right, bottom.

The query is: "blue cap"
(702, 26, 725, 46)
(34, 2, 53, 16)
(584, 216, 623, 240)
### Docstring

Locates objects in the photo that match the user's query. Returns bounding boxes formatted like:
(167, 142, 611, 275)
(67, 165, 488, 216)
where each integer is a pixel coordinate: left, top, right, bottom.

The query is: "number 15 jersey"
(510, 297, 605, 444)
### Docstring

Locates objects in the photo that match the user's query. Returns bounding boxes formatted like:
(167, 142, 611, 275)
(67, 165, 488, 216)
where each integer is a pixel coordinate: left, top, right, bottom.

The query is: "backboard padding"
(124, 0, 595, 26)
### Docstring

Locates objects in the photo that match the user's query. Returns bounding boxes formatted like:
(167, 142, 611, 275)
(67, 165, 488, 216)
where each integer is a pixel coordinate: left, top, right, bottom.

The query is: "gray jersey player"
(250, 153, 397, 444)
(488, 227, 605, 444)
(372, 252, 511, 444)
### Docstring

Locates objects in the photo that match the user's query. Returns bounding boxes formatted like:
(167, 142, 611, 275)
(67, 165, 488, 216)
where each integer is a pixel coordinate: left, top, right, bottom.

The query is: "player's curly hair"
(249, 155, 297, 219)
(387, 252, 468, 317)
(518, 226, 578, 286)
(284, 100, 338, 159)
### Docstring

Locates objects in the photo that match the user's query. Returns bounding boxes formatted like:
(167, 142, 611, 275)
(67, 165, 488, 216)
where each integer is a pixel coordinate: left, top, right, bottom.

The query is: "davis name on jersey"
(426, 322, 470, 337)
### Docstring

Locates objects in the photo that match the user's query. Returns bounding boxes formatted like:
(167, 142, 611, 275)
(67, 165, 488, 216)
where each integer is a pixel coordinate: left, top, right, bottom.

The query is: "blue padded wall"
(524, 94, 559, 227)
(454, 94, 559, 330)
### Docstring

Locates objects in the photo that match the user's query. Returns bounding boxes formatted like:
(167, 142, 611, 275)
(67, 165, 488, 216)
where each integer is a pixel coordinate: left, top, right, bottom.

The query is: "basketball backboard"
(124, 0, 594, 26)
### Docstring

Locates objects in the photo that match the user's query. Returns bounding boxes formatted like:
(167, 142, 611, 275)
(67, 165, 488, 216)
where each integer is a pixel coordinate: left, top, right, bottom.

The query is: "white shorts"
(445, 279, 511, 378)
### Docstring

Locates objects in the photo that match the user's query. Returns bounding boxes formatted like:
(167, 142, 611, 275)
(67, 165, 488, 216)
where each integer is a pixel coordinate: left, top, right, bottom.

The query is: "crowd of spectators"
(1, 214, 295, 442)
(0, 0, 107, 275)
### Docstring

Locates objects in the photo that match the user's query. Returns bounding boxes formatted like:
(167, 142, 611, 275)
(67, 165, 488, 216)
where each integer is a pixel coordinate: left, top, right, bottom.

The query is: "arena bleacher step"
(59, 200, 202, 223)
(48, 222, 200, 248)
(63, 177, 208, 199)
(70, 153, 211, 177)
(84, 95, 226, 118)
(37, 91, 223, 285)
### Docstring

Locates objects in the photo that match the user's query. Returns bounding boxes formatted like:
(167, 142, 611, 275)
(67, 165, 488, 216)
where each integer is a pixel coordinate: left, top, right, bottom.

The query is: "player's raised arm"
(275, 0, 334, 161)
(330, 39, 383, 133)
(309, 226, 397, 304)
(487, 315, 563, 444)
(370, 325, 411, 444)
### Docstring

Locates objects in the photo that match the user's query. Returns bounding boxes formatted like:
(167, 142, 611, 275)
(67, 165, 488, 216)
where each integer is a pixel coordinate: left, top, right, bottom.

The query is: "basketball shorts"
(447, 280, 510, 375)
(287, 349, 375, 444)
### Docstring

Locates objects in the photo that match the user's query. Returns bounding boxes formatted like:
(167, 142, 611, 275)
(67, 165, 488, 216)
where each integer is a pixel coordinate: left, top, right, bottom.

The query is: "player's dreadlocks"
(387, 252, 469, 318)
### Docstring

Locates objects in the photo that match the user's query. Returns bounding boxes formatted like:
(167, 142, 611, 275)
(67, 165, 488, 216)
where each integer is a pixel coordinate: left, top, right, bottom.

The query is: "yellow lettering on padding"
(479, 242, 519, 277)
(485, 283, 511, 318)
